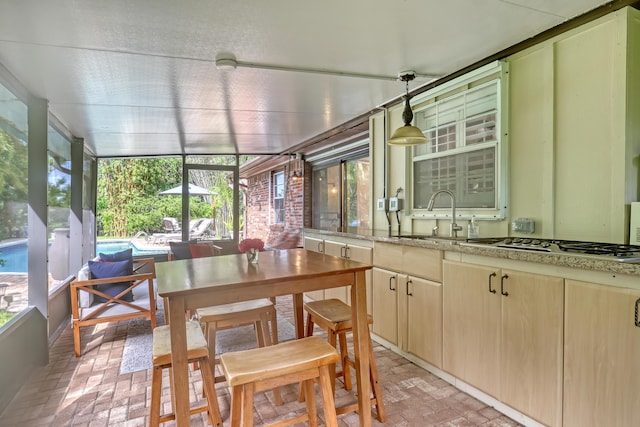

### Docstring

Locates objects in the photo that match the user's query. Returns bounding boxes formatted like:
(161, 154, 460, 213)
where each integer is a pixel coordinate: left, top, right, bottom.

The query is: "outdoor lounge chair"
(162, 217, 181, 233)
(190, 218, 213, 239)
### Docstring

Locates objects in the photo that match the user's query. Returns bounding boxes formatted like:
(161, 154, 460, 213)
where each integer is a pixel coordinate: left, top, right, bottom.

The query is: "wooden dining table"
(155, 248, 373, 426)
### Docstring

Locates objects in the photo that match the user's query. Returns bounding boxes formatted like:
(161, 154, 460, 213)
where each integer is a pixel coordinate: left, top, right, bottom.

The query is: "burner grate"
(556, 241, 640, 257)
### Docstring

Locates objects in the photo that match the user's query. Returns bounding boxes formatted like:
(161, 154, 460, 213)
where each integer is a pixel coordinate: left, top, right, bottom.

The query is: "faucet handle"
(431, 225, 439, 236)
(450, 223, 463, 238)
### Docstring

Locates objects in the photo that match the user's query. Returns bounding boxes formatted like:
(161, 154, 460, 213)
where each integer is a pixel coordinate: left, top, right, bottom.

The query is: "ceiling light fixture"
(387, 71, 428, 146)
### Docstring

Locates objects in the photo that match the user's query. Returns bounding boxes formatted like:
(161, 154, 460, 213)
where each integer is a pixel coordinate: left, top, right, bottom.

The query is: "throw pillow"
(88, 259, 134, 303)
(169, 240, 197, 260)
(189, 243, 215, 258)
(99, 248, 133, 262)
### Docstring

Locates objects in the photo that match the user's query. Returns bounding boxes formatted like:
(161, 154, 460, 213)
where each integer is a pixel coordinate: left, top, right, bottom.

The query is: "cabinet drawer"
(374, 242, 442, 282)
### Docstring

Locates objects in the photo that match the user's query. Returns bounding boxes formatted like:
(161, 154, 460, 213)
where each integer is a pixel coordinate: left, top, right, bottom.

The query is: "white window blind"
(410, 62, 507, 218)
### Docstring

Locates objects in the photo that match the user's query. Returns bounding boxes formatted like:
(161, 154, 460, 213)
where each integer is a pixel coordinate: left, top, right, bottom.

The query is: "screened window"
(412, 77, 502, 213)
(273, 171, 285, 224)
(0, 82, 28, 324)
(48, 125, 72, 287)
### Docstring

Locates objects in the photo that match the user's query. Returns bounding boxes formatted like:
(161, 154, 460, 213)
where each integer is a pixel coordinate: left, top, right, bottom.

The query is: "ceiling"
(0, 0, 625, 158)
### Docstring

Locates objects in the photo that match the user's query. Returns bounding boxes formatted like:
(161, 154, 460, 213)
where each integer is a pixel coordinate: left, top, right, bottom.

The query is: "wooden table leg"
(167, 296, 191, 426)
(350, 270, 372, 426)
(293, 292, 305, 339)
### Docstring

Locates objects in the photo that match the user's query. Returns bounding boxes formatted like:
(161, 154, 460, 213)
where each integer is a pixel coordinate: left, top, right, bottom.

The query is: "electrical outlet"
(389, 197, 403, 212)
(512, 218, 535, 233)
(376, 198, 388, 211)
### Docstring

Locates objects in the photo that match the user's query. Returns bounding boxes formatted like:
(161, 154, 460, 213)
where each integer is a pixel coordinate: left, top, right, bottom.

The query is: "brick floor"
(0, 296, 522, 426)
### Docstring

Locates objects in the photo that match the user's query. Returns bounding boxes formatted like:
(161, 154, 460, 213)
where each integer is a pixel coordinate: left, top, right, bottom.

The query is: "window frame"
(407, 61, 509, 221)
(272, 170, 285, 225)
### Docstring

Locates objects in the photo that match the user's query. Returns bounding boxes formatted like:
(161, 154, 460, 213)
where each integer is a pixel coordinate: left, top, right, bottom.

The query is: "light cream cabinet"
(371, 243, 443, 368)
(371, 267, 399, 345)
(400, 274, 442, 367)
(371, 268, 443, 367)
(302, 236, 327, 300)
(563, 280, 640, 427)
(442, 260, 563, 427)
(373, 242, 442, 282)
(302, 236, 372, 313)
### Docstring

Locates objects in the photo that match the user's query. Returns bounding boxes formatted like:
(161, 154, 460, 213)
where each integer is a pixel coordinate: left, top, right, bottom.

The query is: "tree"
(97, 158, 183, 236)
(0, 126, 28, 240)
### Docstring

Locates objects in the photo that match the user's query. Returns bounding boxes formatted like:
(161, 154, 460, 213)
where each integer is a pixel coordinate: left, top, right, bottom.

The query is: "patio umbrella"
(158, 183, 215, 196)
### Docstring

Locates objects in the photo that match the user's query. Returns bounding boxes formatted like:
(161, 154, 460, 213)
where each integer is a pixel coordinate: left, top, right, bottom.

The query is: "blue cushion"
(99, 248, 133, 262)
(88, 259, 134, 303)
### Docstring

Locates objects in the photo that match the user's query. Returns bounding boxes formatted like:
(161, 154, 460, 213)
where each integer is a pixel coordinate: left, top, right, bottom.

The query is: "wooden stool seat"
(197, 298, 274, 319)
(220, 336, 341, 427)
(304, 298, 373, 331)
(304, 298, 386, 422)
(196, 298, 282, 404)
(150, 320, 222, 426)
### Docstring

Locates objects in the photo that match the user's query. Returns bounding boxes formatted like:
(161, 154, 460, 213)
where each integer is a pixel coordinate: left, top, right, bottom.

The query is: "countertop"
(302, 228, 640, 277)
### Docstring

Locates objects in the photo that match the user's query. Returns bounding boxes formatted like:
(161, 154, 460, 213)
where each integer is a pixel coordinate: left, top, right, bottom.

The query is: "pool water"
(95, 241, 166, 257)
(0, 240, 166, 273)
(0, 241, 28, 273)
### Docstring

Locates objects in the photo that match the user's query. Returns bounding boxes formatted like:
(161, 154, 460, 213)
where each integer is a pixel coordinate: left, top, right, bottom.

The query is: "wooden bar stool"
(304, 298, 386, 422)
(220, 336, 341, 427)
(149, 320, 222, 427)
(196, 298, 282, 404)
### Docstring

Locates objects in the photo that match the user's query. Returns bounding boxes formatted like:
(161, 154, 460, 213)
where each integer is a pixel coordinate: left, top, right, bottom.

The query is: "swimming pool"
(0, 240, 166, 273)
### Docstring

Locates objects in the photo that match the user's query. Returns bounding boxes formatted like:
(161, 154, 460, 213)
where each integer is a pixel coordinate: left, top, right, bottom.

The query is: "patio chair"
(162, 217, 181, 233)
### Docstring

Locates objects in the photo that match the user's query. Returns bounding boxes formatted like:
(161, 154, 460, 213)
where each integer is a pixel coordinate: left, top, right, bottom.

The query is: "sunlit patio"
(0, 294, 522, 426)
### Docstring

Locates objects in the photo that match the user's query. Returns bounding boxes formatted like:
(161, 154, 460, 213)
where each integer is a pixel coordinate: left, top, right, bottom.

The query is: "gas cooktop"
(464, 237, 640, 263)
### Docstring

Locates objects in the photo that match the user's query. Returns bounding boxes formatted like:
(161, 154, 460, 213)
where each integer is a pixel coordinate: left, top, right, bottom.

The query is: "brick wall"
(244, 164, 304, 248)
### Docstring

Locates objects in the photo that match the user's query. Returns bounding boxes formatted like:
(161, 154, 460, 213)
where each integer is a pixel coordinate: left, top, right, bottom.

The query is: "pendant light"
(387, 71, 428, 146)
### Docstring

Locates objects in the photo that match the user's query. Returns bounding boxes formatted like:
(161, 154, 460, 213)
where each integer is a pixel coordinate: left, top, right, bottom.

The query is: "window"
(47, 125, 72, 288)
(272, 171, 285, 224)
(311, 149, 370, 232)
(411, 62, 507, 218)
(0, 82, 28, 324)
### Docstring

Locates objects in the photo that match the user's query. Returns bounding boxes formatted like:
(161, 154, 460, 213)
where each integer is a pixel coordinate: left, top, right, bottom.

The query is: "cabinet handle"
(406, 279, 413, 296)
(500, 274, 509, 296)
(635, 298, 640, 327)
(317, 242, 323, 253)
(341, 245, 350, 258)
(488, 272, 497, 293)
(389, 275, 397, 291)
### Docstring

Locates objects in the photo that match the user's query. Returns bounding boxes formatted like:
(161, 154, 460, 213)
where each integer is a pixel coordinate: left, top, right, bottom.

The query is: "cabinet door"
(442, 260, 500, 398)
(343, 244, 373, 314)
(564, 280, 640, 427)
(324, 241, 349, 303)
(404, 275, 442, 368)
(371, 267, 398, 345)
(303, 237, 324, 253)
(302, 237, 325, 300)
(500, 270, 563, 427)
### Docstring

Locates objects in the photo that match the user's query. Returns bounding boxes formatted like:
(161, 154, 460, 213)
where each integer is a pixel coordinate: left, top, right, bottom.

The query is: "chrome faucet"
(427, 190, 463, 238)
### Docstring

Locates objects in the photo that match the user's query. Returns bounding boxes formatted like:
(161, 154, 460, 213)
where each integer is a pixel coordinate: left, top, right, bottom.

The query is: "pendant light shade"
(387, 72, 428, 146)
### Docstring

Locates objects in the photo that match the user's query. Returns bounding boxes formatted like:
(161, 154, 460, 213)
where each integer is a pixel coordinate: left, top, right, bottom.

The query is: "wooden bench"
(70, 257, 157, 357)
